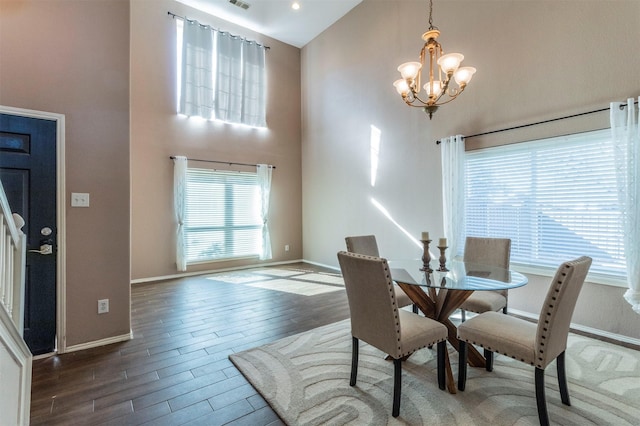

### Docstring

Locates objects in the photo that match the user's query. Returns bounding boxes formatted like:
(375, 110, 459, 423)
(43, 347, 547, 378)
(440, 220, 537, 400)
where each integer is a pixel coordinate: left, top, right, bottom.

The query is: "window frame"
(463, 128, 627, 288)
(184, 167, 263, 264)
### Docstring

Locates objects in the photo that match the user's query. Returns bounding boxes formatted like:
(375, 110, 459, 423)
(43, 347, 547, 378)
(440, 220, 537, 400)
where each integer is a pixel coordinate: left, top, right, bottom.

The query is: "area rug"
(229, 319, 640, 425)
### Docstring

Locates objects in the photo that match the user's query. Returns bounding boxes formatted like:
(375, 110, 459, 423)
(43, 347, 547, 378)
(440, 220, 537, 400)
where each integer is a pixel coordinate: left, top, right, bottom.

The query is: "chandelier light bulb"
(454, 66, 476, 86)
(437, 53, 464, 74)
(393, 79, 410, 96)
(424, 80, 443, 97)
(397, 62, 422, 82)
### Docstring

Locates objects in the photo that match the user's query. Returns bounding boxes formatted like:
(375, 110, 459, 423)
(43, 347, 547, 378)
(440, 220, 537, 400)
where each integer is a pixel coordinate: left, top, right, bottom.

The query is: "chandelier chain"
(428, 0, 434, 29)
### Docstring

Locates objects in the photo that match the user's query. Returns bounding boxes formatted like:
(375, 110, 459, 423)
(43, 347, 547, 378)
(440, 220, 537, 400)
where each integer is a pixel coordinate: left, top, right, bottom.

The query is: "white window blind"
(465, 128, 626, 278)
(184, 168, 262, 262)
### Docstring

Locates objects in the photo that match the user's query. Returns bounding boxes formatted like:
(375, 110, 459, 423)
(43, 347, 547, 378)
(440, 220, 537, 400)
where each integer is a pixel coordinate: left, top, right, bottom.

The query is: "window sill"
(512, 263, 627, 289)
(187, 255, 260, 266)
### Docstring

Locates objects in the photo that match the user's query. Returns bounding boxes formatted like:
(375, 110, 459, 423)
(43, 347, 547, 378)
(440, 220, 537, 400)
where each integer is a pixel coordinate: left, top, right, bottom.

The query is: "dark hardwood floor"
(30, 262, 350, 425)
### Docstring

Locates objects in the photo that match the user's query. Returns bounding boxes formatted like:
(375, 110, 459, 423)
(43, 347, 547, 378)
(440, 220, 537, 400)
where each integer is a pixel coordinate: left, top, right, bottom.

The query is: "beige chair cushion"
(460, 237, 511, 312)
(337, 251, 447, 359)
(459, 291, 507, 314)
(393, 284, 413, 308)
(398, 310, 447, 356)
(458, 256, 592, 370)
(457, 311, 538, 365)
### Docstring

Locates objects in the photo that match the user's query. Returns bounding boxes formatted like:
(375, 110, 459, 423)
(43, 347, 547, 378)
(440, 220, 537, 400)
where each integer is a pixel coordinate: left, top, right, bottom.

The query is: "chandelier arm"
(405, 92, 436, 107)
(431, 92, 463, 107)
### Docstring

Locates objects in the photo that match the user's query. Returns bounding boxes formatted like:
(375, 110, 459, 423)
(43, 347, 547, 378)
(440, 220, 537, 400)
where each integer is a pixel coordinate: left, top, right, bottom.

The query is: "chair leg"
(350, 337, 358, 386)
(557, 351, 571, 406)
(458, 341, 468, 391)
(392, 358, 402, 417)
(535, 367, 550, 426)
(484, 349, 493, 372)
(461, 309, 466, 322)
(412, 304, 418, 314)
(502, 306, 508, 314)
(436, 340, 446, 390)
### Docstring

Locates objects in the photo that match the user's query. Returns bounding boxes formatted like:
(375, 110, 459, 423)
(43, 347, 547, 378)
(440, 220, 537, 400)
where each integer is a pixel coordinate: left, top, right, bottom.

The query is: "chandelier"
(393, 0, 476, 119)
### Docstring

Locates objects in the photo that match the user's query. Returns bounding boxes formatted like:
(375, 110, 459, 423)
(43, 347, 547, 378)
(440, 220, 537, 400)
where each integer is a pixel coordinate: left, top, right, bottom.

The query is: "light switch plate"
(71, 192, 90, 207)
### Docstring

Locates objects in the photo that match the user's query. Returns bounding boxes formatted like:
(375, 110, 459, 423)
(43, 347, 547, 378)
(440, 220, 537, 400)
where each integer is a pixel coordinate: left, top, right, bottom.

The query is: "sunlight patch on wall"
(370, 125, 381, 187)
(370, 198, 422, 249)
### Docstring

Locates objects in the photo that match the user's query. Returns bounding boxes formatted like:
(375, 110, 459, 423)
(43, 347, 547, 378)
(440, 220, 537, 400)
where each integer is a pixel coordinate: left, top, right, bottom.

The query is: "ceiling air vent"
(229, 0, 250, 10)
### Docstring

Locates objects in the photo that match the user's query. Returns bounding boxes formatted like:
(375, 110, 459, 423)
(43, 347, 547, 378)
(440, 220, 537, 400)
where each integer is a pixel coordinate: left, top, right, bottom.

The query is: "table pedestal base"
(397, 283, 485, 393)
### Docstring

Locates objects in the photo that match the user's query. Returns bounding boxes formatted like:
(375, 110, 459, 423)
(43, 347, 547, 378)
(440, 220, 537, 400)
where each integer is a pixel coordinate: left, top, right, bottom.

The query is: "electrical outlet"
(98, 299, 109, 314)
(71, 192, 90, 207)
(285, 244, 290, 252)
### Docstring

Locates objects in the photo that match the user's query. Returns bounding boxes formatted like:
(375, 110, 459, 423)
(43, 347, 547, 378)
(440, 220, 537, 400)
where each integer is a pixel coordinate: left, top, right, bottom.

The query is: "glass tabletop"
(389, 258, 528, 291)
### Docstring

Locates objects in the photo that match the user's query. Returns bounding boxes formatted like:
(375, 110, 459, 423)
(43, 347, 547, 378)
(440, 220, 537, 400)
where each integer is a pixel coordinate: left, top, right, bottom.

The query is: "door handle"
(29, 244, 53, 255)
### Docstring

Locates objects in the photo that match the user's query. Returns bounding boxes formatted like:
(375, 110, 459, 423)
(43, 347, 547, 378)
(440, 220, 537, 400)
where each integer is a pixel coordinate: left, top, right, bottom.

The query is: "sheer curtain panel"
(180, 20, 213, 119)
(611, 97, 640, 313)
(214, 33, 243, 123)
(241, 41, 266, 127)
(257, 164, 272, 260)
(173, 156, 188, 271)
(440, 135, 466, 258)
(214, 32, 266, 127)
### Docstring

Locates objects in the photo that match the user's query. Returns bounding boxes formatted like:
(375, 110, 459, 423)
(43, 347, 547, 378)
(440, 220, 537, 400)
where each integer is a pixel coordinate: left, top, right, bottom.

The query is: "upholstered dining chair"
(345, 235, 415, 311)
(457, 256, 592, 426)
(337, 251, 448, 418)
(459, 236, 512, 321)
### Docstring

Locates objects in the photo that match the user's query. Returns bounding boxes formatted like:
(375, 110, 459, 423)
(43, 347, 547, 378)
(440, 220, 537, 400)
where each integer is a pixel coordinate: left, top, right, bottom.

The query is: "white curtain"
(257, 164, 272, 260)
(214, 32, 266, 127)
(440, 135, 466, 259)
(215, 32, 243, 123)
(241, 41, 266, 127)
(173, 156, 188, 271)
(611, 97, 640, 313)
(180, 20, 213, 118)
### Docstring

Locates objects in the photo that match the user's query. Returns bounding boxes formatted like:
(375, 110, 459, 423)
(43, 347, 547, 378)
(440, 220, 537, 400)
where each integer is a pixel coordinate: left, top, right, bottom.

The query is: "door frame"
(0, 105, 67, 355)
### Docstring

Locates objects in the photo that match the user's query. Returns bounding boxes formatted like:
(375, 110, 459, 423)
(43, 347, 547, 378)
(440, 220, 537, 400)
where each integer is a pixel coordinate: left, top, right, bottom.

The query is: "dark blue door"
(0, 113, 57, 355)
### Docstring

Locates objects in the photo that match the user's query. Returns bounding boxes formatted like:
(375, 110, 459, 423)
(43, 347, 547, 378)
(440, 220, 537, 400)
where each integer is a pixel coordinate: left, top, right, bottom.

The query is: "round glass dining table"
(388, 258, 528, 393)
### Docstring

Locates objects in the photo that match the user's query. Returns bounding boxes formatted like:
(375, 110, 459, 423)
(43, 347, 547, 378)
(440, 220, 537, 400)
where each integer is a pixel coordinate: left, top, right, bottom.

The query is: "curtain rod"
(167, 11, 270, 49)
(170, 156, 275, 169)
(435, 100, 638, 145)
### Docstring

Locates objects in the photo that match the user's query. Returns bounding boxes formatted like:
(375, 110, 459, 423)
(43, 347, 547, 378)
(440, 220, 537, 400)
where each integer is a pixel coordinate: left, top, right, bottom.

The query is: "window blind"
(465, 128, 626, 277)
(184, 168, 262, 262)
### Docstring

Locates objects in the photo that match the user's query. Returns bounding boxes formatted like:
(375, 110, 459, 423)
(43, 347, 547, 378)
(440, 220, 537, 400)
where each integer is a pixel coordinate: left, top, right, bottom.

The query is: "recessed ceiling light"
(229, 0, 250, 10)
(291, 1, 300, 10)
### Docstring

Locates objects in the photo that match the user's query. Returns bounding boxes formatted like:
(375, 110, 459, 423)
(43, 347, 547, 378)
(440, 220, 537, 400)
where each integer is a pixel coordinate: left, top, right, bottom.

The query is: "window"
(176, 19, 267, 127)
(464, 129, 626, 279)
(184, 168, 262, 263)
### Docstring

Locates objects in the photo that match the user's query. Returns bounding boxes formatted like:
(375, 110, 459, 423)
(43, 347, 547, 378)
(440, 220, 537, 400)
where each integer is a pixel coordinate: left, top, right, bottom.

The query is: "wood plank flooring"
(30, 263, 350, 425)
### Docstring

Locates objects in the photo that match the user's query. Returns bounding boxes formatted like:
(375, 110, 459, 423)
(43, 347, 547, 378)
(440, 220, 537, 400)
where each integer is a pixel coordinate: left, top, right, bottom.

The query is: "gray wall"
(130, 0, 304, 280)
(0, 0, 131, 347)
(301, 0, 640, 340)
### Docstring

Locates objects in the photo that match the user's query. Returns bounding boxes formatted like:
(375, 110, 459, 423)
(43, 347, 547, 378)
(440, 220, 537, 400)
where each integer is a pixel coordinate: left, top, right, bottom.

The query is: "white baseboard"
(63, 331, 132, 353)
(131, 259, 305, 284)
(509, 308, 640, 347)
(301, 259, 340, 272)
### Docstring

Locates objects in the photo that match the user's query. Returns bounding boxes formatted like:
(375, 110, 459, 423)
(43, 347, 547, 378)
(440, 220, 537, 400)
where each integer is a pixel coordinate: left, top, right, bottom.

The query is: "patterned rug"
(229, 319, 640, 425)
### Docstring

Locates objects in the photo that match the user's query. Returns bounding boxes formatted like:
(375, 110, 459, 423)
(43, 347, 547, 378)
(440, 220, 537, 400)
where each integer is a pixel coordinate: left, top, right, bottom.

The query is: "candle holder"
(420, 239, 433, 273)
(437, 245, 449, 272)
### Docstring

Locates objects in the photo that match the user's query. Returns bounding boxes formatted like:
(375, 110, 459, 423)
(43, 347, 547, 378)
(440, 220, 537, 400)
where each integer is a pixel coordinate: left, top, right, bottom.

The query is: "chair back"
(345, 235, 379, 257)
(535, 256, 592, 369)
(337, 251, 401, 358)
(463, 236, 511, 268)
(463, 237, 511, 295)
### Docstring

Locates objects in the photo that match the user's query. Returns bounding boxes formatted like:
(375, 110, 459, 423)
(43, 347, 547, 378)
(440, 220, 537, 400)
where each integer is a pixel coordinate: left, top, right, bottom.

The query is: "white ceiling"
(176, 0, 363, 48)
